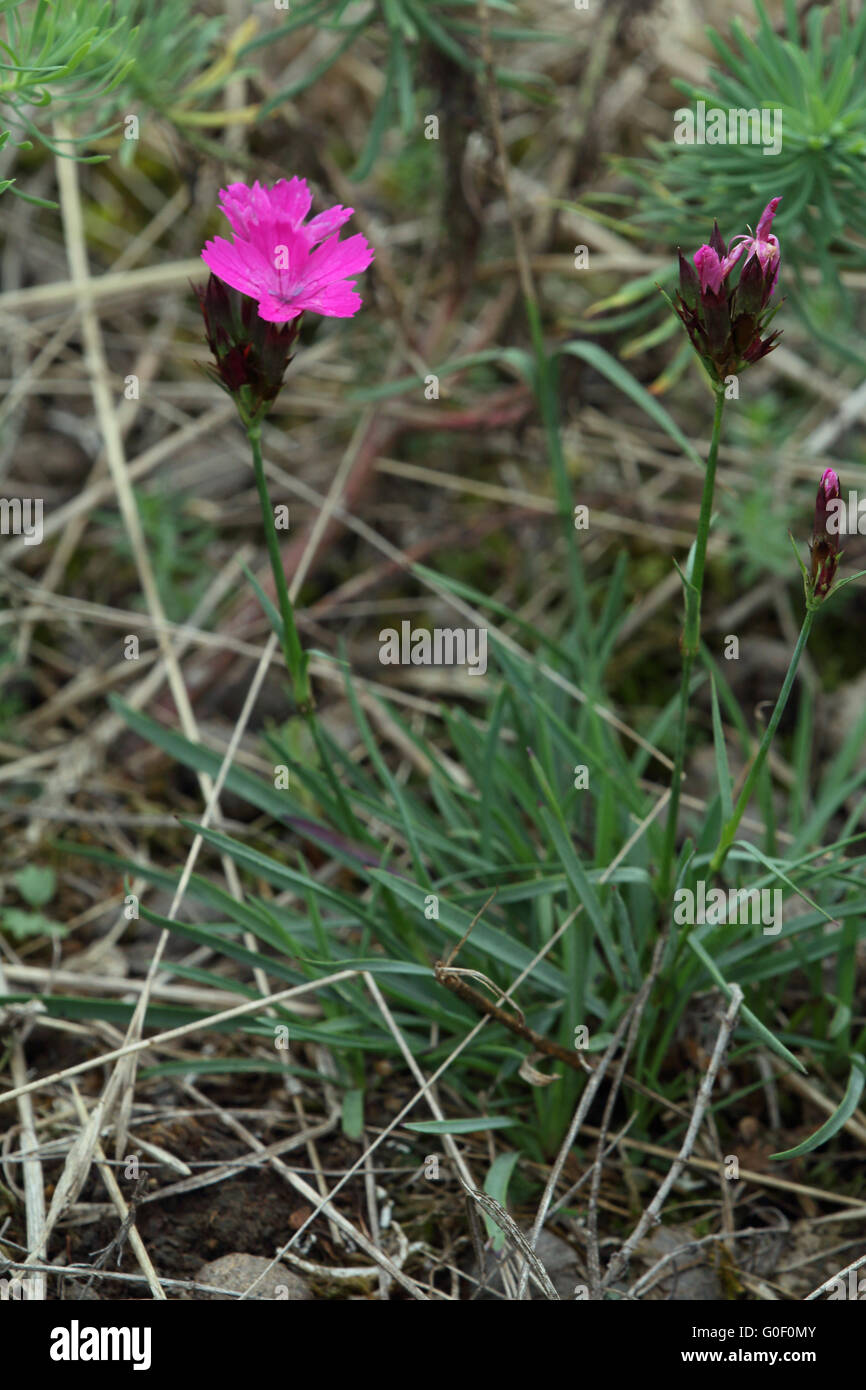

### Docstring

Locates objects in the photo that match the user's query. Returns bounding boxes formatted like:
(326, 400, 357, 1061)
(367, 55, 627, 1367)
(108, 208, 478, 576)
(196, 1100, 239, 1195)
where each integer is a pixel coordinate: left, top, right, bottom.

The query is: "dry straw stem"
(602, 984, 746, 1292)
(431, 791, 677, 1298)
(0, 405, 233, 565)
(180, 1083, 428, 1302)
(806, 1251, 866, 1301)
(584, 929, 678, 1296)
(260, 443, 673, 769)
(374, 456, 697, 548)
(234, 965, 498, 1302)
(16, 300, 185, 668)
(52, 123, 256, 1171)
(3, 1118, 190, 1180)
(66, 1083, 166, 1300)
(434, 959, 691, 1116)
(0, 962, 265, 1011)
(22, 1091, 107, 1265)
(0, 1260, 282, 1299)
(572, 1123, 866, 1215)
(0, 259, 202, 315)
(455, 1170, 562, 1300)
(516, 921, 673, 1301)
(232, 914, 582, 1300)
(627, 1220, 789, 1300)
(0, 971, 363, 1108)
(0, 961, 46, 1299)
(768, 1057, 866, 1147)
(136, 1096, 340, 1208)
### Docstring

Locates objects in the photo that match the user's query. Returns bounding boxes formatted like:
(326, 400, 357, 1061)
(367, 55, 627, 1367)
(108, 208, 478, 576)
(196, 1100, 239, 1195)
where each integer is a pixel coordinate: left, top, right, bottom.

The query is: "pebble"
(194, 1253, 311, 1300)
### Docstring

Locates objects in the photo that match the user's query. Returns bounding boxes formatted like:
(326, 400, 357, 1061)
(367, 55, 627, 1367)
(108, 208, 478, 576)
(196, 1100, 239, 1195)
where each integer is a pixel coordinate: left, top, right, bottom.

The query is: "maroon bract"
(197, 273, 301, 429)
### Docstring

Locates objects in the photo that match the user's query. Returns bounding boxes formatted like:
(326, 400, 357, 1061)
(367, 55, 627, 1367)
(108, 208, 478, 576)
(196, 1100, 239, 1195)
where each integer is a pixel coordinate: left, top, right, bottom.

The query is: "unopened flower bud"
(809, 467, 841, 600)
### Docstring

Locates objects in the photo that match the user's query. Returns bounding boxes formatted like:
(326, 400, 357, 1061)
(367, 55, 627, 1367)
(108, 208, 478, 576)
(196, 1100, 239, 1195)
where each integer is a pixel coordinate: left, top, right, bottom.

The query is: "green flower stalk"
(197, 177, 374, 714)
(198, 271, 312, 711)
(709, 468, 843, 875)
(658, 198, 783, 900)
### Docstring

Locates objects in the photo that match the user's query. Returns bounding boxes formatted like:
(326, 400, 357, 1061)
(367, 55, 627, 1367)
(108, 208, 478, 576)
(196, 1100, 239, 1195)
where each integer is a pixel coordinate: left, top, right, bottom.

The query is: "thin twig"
(516, 923, 672, 1301)
(602, 985, 745, 1291)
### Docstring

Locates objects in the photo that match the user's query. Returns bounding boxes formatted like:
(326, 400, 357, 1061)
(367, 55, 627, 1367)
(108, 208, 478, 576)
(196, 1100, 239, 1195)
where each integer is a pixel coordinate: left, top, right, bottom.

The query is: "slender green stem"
(683, 387, 726, 661)
(524, 300, 588, 645)
(709, 607, 814, 875)
(248, 425, 313, 714)
(658, 387, 725, 899)
(479, 27, 587, 646)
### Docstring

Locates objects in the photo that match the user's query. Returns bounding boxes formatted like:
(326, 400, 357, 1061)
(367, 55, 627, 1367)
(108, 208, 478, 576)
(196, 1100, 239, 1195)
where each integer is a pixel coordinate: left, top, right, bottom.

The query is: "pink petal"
(203, 178, 373, 323)
(256, 291, 306, 323)
(755, 196, 782, 242)
(269, 176, 313, 227)
(693, 244, 724, 295)
(257, 223, 312, 276)
(719, 242, 747, 277)
(295, 232, 374, 292)
(291, 282, 364, 318)
(304, 205, 355, 245)
(757, 235, 780, 274)
(201, 237, 263, 299)
(820, 467, 839, 499)
(218, 181, 270, 237)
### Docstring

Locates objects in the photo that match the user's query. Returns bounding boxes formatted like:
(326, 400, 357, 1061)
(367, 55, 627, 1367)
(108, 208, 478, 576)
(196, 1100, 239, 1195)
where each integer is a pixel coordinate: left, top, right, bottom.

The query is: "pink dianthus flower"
(202, 177, 374, 324)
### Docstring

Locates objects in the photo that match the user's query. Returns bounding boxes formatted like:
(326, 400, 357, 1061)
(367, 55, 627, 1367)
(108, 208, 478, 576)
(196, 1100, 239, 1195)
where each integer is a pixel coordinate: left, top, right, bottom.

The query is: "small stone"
(639, 1225, 724, 1300)
(194, 1253, 311, 1300)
